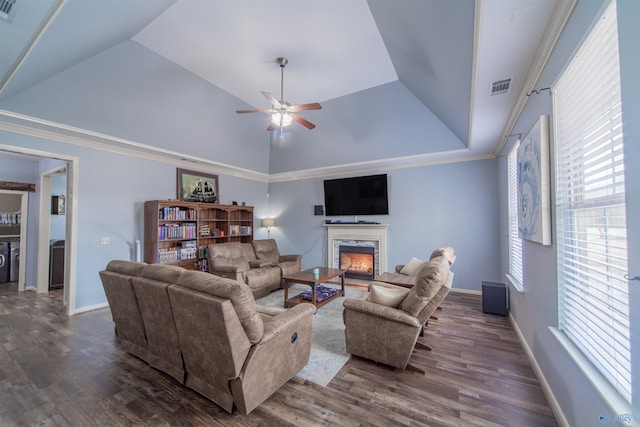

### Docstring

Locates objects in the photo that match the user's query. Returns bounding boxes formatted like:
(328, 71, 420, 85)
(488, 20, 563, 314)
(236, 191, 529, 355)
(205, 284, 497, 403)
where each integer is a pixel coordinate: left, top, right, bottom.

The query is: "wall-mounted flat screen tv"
(323, 174, 389, 216)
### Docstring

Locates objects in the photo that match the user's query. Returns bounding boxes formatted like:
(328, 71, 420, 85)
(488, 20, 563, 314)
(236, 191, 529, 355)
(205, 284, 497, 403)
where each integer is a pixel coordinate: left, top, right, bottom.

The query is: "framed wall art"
(517, 115, 551, 245)
(177, 168, 219, 203)
(51, 195, 65, 215)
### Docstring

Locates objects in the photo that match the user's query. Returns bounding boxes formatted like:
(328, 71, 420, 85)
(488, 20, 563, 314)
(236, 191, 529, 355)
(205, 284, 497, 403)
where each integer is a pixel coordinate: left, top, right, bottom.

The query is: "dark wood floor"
(0, 283, 557, 426)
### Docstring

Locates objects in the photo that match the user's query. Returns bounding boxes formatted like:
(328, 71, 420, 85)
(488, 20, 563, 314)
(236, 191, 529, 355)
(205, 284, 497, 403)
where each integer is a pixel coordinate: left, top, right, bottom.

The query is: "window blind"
(554, 1, 630, 403)
(508, 142, 523, 286)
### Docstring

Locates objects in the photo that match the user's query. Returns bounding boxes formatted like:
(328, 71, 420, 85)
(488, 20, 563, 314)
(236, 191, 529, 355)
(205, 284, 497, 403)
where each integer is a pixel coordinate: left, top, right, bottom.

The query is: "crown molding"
(0, 109, 270, 182)
(268, 149, 495, 183)
(0, 109, 496, 184)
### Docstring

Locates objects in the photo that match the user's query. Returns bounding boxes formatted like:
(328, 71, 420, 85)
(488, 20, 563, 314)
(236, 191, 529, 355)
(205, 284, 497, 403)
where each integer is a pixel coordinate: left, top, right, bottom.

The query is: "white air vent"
(0, 0, 17, 23)
(490, 78, 512, 96)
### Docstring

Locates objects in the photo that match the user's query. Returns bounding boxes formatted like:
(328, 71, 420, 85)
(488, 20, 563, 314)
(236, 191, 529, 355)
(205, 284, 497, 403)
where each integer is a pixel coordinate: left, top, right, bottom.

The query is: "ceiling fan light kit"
(271, 112, 292, 127)
(236, 57, 321, 132)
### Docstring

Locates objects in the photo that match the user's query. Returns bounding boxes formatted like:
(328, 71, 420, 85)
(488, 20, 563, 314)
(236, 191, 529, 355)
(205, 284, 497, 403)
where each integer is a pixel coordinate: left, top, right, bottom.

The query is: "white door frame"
(37, 165, 66, 296)
(0, 144, 78, 315)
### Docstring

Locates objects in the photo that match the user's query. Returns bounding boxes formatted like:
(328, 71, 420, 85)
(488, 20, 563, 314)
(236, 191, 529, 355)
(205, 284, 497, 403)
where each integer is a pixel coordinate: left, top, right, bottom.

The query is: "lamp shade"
(261, 218, 276, 228)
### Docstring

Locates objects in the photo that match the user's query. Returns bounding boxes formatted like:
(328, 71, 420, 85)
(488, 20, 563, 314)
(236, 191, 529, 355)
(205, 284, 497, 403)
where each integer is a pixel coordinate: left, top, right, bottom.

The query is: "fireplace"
(325, 223, 388, 279)
(339, 245, 375, 280)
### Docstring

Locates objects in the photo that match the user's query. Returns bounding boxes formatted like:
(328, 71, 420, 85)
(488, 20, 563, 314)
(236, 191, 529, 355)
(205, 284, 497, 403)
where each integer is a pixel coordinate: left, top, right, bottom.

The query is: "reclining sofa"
(99, 260, 315, 414)
(207, 239, 301, 298)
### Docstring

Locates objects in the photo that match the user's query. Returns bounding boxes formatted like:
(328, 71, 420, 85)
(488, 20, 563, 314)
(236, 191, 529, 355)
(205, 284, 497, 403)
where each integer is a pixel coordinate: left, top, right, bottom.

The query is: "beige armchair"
(343, 253, 454, 373)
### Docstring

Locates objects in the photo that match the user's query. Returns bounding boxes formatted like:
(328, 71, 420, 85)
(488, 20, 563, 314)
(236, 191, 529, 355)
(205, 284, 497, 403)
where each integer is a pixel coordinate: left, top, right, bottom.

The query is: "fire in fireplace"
(339, 245, 375, 280)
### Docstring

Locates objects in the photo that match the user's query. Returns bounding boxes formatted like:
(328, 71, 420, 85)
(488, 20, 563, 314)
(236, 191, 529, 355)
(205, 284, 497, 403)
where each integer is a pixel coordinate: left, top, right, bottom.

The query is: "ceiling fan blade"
(291, 113, 316, 130)
(266, 122, 277, 131)
(261, 91, 282, 108)
(289, 102, 322, 112)
(236, 108, 272, 114)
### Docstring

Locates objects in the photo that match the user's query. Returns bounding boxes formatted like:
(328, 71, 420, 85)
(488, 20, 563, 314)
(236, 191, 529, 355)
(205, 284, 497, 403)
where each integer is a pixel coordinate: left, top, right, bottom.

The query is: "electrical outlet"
(100, 236, 110, 245)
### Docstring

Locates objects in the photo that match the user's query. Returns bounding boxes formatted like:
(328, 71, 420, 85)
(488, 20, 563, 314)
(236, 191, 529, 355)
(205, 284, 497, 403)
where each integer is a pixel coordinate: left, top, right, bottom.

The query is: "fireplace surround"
(324, 224, 388, 279)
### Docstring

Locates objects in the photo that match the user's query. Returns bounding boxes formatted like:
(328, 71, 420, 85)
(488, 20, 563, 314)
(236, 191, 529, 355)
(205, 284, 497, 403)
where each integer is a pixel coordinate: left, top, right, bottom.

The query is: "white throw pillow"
(366, 284, 410, 308)
(399, 257, 425, 276)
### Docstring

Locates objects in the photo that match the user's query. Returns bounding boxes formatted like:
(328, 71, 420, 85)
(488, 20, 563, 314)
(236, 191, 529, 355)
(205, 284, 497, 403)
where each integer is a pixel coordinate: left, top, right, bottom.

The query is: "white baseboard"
(509, 314, 569, 427)
(449, 287, 482, 295)
(72, 301, 109, 315)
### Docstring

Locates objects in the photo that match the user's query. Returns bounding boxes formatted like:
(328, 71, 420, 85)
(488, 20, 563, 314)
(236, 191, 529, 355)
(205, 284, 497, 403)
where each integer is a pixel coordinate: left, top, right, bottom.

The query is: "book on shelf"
(179, 247, 197, 261)
(157, 247, 179, 264)
(158, 223, 197, 240)
(158, 241, 198, 264)
(199, 245, 208, 259)
(229, 225, 252, 236)
(158, 207, 197, 221)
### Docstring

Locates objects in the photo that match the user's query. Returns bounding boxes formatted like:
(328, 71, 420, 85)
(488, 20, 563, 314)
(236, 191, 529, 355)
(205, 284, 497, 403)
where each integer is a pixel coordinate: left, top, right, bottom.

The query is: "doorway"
(0, 146, 78, 314)
(37, 165, 68, 299)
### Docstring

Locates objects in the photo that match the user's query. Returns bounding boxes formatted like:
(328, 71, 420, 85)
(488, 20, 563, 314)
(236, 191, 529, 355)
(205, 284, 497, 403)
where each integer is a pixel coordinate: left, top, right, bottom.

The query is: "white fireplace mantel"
(324, 224, 388, 275)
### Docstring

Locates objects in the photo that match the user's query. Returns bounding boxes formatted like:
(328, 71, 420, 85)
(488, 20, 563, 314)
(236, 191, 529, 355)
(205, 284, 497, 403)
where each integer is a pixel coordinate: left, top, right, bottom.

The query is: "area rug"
(256, 283, 366, 387)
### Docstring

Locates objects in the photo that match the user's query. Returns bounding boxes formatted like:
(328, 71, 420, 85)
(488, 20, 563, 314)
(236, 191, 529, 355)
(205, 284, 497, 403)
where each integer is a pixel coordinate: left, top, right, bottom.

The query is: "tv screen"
(323, 174, 389, 216)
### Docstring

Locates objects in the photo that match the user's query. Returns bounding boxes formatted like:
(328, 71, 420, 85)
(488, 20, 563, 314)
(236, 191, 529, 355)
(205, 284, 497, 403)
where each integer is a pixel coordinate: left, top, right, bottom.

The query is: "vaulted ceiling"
(0, 0, 571, 173)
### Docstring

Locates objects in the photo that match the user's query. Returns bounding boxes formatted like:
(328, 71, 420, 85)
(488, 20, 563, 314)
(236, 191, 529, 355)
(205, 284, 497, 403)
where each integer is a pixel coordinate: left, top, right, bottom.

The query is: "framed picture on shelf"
(177, 168, 219, 203)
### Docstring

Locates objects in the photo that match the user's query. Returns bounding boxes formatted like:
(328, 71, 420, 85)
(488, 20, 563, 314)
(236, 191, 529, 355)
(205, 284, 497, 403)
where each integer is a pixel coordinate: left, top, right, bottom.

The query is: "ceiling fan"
(236, 57, 322, 131)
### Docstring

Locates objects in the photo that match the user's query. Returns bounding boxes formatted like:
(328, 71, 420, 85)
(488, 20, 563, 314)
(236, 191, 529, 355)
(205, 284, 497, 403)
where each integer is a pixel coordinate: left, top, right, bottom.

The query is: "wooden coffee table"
(282, 267, 346, 309)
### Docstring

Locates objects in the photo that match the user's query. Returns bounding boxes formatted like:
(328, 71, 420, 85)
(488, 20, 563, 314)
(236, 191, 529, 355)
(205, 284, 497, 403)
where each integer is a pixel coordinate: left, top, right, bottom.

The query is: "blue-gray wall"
(0, 40, 272, 174)
(619, 0, 640, 416)
(0, 1, 638, 423)
(0, 37, 273, 307)
(0, 130, 268, 308)
(268, 159, 500, 292)
(268, 81, 465, 174)
(498, 0, 640, 424)
(0, 156, 38, 183)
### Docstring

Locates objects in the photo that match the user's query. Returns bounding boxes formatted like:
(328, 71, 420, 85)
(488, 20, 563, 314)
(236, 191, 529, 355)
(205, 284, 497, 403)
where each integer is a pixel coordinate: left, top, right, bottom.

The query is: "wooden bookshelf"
(144, 200, 254, 271)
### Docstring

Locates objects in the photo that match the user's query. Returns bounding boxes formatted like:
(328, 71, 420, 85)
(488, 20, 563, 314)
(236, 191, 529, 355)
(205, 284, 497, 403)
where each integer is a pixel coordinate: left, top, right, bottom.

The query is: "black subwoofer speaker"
(482, 281, 509, 316)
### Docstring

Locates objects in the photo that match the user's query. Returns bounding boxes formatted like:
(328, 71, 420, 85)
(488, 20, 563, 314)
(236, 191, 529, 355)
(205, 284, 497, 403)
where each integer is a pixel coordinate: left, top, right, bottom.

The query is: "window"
(554, 1, 630, 403)
(507, 141, 523, 288)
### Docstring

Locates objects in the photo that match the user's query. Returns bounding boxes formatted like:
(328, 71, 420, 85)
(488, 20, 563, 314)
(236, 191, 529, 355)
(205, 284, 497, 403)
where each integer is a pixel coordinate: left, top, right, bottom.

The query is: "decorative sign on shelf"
(177, 168, 219, 203)
(199, 224, 210, 237)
